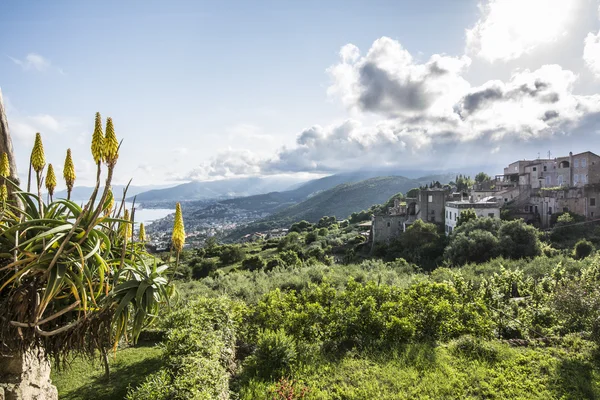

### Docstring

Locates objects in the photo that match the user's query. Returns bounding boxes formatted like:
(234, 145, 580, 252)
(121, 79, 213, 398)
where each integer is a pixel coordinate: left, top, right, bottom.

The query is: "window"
(488, 213, 495, 218)
(454, 213, 457, 221)
(563, 207, 569, 212)
(582, 158, 587, 167)
(591, 198, 596, 207)
(543, 166, 547, 171)
(387, 222, 390, 227)
(549, 207, 552, 214)
(533, 167, 537, 171)
(583, 175, 588, 184)
(545, 176, 551, 186)
(575, 159, 579, 168)
(428, 195, 433, 203)
(592, 212, 595, 218)
(574, 174, 579, 184)
(514, 166, 518, 171)
(558, 175, 564, 185)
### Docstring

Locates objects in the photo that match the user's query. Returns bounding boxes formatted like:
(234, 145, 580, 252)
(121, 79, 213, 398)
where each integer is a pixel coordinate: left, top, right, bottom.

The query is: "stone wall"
(0, 351, 58, 400)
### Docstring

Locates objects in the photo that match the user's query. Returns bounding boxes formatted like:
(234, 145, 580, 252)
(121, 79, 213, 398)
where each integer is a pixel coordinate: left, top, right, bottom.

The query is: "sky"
(3, 0, 600, 188)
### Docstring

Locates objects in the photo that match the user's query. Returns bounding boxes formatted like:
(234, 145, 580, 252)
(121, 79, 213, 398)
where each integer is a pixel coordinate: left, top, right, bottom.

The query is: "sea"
(125, 202, 174, 226)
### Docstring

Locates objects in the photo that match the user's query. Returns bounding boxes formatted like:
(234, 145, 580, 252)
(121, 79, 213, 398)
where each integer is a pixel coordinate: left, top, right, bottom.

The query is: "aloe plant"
(0, 114, 180, 368)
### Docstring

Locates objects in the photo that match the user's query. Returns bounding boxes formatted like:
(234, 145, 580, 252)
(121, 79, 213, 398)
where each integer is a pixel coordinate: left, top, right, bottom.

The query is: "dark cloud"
(460, 86, 504, 114)
(358, 63, 430, 114)
(542, 110, 559, 121)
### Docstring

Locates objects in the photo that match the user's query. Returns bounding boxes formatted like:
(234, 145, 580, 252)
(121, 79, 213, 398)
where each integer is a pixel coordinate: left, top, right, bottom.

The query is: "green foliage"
(475, 172, 492, 183)
(192, 258, 218, 279)
(126, 297, 246, 400)
(289, 220, 314, 233)
(574, 239, 595, 260)
(406, 188, 419, 198)
(242, 255, 266, 271)
(444, 230, 500, 265)
(219, 244, 246, 265)
(456, 208, 477, 227)
(498, 219, 541, 259)
(279, 250, 302, 268)
(246, 329, 297, 379)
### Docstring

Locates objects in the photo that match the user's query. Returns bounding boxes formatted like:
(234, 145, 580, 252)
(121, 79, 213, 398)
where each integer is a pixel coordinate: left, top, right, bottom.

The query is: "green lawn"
(52, 343, 163, 400)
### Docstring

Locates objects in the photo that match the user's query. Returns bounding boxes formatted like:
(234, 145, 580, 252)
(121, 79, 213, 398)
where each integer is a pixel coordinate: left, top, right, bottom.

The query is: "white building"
(267, 228, 289, 239)
(445, 199, 501, 235)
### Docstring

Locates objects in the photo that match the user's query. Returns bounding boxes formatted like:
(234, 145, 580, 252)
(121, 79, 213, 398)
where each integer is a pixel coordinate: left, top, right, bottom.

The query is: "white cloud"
(184, 37, 600, 179)
(466, 0, 580, 62)
(8, 53, 64, 74)
(584, 30, 600, 79)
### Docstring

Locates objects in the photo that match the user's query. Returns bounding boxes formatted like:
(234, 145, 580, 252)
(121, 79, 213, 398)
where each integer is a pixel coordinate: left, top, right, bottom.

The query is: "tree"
(242, 255, 266, 271)
(406, 188, 420, 198)
(456, 209, 478, 228)
(444, 230, 500, 265)
(574, 240, 595, 260)
(454, 216, 502, 236)
(279, 250, 301, 268)
(289, 220, 313, 233)
(0, 113, 177, 395)
(192, 258, 218, 279)
(475, 172, 492, 183)
(317, 216, 337, 229)
(219, 245, 246, 265)
(498, 219, 541, 259)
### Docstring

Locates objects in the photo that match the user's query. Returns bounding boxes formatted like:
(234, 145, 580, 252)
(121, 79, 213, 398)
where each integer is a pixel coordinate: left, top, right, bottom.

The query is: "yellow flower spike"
(171, 202, 185, 253)
(0, 184, 7, 202)
(45, 164, 57, 197)
(104, 189, 114, 216)
(103, 117, 119, 165)
(121, 209, 132, 242)
(139, 223, 147, 242)
(0, 153, 9, 178)
(91, 112, 104, 164)
(31, 132, 46, 173)
(63, 149, 76, 192)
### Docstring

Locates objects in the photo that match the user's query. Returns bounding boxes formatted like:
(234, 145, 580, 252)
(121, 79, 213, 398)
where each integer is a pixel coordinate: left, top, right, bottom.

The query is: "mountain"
(224, 174, 455, 241)
(53, 184, 174, 201)
(131, 176, 309, 202)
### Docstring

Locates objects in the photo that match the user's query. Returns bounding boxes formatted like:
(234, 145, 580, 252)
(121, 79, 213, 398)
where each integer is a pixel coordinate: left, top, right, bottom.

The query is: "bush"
(574, 239, 594, 260)
(242, 255, 266, 271)
(498, 219, 541, 259)
(219, 245, 246, 265)
(450, 335, 499, 363)
(247, 329, 297, 380)
(279, 250, 301, 268)
(444, 230, 500, 266)
(192, 258, 219, 279)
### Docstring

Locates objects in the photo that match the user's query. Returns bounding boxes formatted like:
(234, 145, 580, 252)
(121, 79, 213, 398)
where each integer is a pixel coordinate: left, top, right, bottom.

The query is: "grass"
(52, 343, 163, 400)
(238, 341, 600, 400)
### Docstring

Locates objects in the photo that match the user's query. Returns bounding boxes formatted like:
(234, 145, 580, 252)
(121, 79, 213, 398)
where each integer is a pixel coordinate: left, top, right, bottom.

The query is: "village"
(371, 150, 600, 243)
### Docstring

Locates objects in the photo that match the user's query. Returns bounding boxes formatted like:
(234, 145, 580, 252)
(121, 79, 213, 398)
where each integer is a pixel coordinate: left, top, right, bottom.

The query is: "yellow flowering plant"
(0, 113, 179, 365)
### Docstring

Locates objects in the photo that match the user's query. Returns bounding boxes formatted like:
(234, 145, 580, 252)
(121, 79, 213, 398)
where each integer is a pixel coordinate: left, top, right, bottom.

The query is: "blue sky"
(3, 0, 600, 187)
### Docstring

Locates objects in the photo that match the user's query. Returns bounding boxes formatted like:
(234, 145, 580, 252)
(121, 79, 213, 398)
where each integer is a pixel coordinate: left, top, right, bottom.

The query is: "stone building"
(416, 188, 450, 223)
(371, 197, 417, 243)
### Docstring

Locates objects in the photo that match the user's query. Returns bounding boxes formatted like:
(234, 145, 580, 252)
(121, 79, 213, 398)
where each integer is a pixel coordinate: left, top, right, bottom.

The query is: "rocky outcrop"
(0, 351, 58, 400)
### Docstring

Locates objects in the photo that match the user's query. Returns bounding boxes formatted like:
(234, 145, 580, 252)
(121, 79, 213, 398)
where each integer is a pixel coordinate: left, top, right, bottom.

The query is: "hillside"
(224, 175, 432, 240)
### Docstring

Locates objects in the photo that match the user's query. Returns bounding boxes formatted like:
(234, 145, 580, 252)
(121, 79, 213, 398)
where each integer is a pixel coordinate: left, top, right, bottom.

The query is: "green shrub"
(248, 329, 298, 380)
(450, 335, 499, 362)
(192, 258, 218, 279)
(242, 255, 266, 271)
(574, 239, 595, 260)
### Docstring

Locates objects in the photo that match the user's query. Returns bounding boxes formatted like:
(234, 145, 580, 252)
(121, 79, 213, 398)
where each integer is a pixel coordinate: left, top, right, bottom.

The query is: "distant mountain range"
(133, 169, 458, 204)
(130, 175, 310, 203)
(53, 184, 174, 201)
(217, 172, 456, 241)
